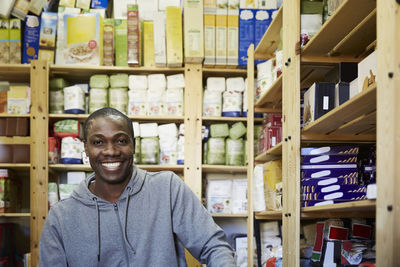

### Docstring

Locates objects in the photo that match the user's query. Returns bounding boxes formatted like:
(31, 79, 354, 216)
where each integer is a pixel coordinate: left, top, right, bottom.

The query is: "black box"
(325, 62, 358, 83)
(303, 82, 335, 127)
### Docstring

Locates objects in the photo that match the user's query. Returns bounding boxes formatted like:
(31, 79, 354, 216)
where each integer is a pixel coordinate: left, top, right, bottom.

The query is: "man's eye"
(118, 139, 128, 144)
(93, 140, 103, 145)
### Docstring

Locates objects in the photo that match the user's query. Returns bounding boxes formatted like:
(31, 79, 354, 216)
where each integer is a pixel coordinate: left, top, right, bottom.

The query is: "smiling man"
(39, 107, 236, 267)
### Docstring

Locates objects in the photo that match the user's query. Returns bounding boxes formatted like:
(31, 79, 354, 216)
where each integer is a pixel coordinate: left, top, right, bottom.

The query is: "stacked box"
(257, 113, 282, 153)
(184, 0, 204, 63)
(303, 82, 335, 127)
(114, 19, 128, 66)
(227, 0, 239, 66)
(11, 0, 30, 20)
(38, 12, 58, 63)
(9, 19, 21, 64)
(143, 21, 155, 67)
(0, 20, 9, 64)
(166, 6, 183, 67)
(238, 9, 254, 67)
(215, 0, 227, 66)
(204, 0, 216, 66)
(127, 4, 140, 66)
(154, 12, 166, 67)
(23, 15, 40, 64)
(103, 19, 114, 66)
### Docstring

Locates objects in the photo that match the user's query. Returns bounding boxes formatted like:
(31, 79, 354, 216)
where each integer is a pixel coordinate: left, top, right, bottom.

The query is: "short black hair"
(83, 107, 134, 142)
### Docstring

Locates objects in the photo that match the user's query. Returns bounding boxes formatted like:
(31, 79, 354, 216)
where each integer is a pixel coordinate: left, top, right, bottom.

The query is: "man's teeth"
(102, 162, 121, 167)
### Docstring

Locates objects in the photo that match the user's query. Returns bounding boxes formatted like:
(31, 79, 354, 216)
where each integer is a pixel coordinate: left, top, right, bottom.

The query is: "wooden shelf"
(202, 165, 247, 173)
(202, 67, 248, 76)
(0, 64, 30, 82)
(301, 0, 376, 62)
(0, 114, 30, 118)
(255, 75, 282, 110)
(0, 136, 30, 145)
(50, 65, 184, 81)
(301, 200, 376, 218)
(212, 213, 248, 218)
(0, 213, 31, 217)
(49, 114, 184, 123)
(49, 164, 184, 172)
(255, 142, 282, 162)
(300, 63, 335, 89)
(202, 116, 250, 122)
(0, 163, 30, 170)
(302, 83, 376, 141)
(255, 210, 282, 220)
(254, 6, 283, 60)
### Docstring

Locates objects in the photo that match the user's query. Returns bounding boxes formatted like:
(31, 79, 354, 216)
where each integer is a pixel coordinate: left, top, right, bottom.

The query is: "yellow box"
(7, 85, 30, 114)
(227, 0, 239, 66)
(215, 0, 227, 66)
(263, 160, 282, 211)
(143, 21, 155, 67)
(0, 20, 10, 64)
(64, 13, 103, 65)
(184, 0, 204, 63)
(204, 13, 216, 66)
(166, 6, 183, 67)
(9, 19, 21, 64)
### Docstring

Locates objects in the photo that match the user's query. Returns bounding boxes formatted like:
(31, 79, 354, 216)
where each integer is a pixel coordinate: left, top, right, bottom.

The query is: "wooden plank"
(246, 44, 255, 267)
(255, 75, 282, 109)
(329, 9, 376, 58)
(202, 116, 249, 122)
(49, 114, 185, 123)
(302, 200, 375, 213)
(302, 83, 376, 135)
(301, 133, 376, 142)
(0, 114, 30, 118)
(301, 0, 376, 59)
(0, 64, 30, 82)
(0, 213, 31, 217)
(255, 210, 282, 220)
(334, 111, 376, 135)
(0, 163, 30, 170)
(211, 214, 248, 218)
(30, 60, 49, 266)
(202, 67, 248, 75)
(202, 165, 247, 173)
(0, 137, 30, 145)
(300, 63, 335, 89)
(254, 6, 283, 60)
(282, 0, 301, 265)
(376, 0, 400, 265)
(254, 142, 282, 162)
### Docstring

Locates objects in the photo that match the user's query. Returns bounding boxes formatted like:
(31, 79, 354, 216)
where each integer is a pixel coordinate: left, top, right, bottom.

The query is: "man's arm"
(39, 208, 68, 267)
(170, 174, 236, 267)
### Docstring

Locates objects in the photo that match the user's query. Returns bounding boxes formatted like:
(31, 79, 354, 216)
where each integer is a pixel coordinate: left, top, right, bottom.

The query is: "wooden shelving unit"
(0, 213, 31, 217)
(255, 75, 282, 111)
(0, 163, 30, 171)
(212, 213, 248, 218)
(0, 114, 30, 118)
(0, 64, 30, 81)
(0, 136, 31, 145)
(202, 165, 247, 173)
(255, 142, 282, 162)
(301, 200, 376, 218)
(255, 210, 282, 220)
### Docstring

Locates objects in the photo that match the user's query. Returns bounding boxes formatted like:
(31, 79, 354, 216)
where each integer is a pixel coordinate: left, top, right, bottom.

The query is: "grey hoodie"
(39, 167, 236, 267)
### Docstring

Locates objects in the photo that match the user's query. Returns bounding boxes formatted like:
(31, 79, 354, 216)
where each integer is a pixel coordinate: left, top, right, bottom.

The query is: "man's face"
(84, 115, 134, 185)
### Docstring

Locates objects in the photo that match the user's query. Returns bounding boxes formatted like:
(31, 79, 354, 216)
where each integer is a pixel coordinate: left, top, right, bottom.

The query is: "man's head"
(84, 107, 135, 185)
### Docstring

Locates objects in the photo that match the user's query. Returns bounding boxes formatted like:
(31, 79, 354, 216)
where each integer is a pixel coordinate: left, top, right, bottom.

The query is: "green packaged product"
(301, 0, 324, 15)
(134, 137, 141, 164)
(49, 90, 64, 114)
(225, 138, 244, 166)
(109, 87, 128, 114)
(140, 137, 159, 164)
(89, 75, 109, 89)
(229, 122, 247, 140)
(254, 125, 262, 139)
(49, 78, 68, 91)
(89, 88, 108, 114)
(110, 74, 129, 88)
(210, 123, 229, 138)
(203, 142, 208, 164)
(207, 137, 225, 165)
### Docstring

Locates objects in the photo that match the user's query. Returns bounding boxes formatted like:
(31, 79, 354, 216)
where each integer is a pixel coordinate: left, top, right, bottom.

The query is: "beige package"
(9, 19, 21, 64)
(227, 0, 239, 67)
(103, 19, 114, 66)
(184, 0, 204, 63)
(215, 0, 227, 66)
(166, 6, 183, 67)
(204, 0, 216, 66)
(143, 21, 155, 67)
(0, 19, 9, 64)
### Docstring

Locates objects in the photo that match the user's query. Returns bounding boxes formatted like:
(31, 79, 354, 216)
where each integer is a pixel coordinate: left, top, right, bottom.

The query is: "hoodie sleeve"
(39, 207, 69, 267)
(170, 173, 236, 267)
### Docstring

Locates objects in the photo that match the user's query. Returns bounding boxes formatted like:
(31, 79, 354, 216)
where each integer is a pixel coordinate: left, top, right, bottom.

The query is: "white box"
(113, 0, 137, 19)
(140, 123, 159, 137)
(206, 179, 233, 213)
(154, 11, 167, 67)
(349, 78, 361, 99)
(207, 77, 225, 91)
(357, 50, 377, 91)
(167, 74, 185, 89)
(129, 75, 147, 90)
(231, 178, 247, 214)
(0, 0, 16, 18)
(148, 74, 166, 91)
(226, 77, 245, 92)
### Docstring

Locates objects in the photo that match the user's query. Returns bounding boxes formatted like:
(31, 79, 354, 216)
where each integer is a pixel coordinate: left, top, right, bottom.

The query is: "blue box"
(301, 164, 358, 179)
(302, 186, 367, 201)
(238, 9, 254, 68)
(254, 9, 277, 65)
(91, 0, 108, 9)
(301, 145, 359, 156)
(23, 16, 41, 64)
(301, 154, 358, 165)
(302, 184, 364, 194)
(301, 177, 359, 187)
(302, 198, 366, 207)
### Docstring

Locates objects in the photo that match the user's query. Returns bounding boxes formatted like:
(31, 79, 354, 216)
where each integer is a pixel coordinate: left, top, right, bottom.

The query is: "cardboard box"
(302, 184, 365, 195)
(11, 0, 30, 20)
(38, 12, 58, 63)
(114, 19, 128, 67)
(301, 154, 357, 165)
(238, 9, 254, 67)
(215, 0, 227, 66)
(358, 50, 377, 91)
(143, 21, 155, 67)
(303, 82, 335, 127)
(166, 6, 183, 67)
(324, 62, 358, 83)
(301, 145, 359, 156)
(227, 0, 239, 66)
(334, 82, 349, 107)
(29, 0, 46, 15)
(76, 0, 91, 9)
(254, 9, 271, 47)
(349, 78, 361, 99)
(204, 0, 216, 66)
(302, 198, 365, 207)
(55, 6, 81, 65)
(113, 0, 136, 19)
(303, 186, 366, 201)
(184, 0, 204, 63)
(23, 15, 40, 64)
(154, 11, 167, 67)
(7, 84, 30, 114)
(91, 0, 108, 9)
(0, 0, 16, 19)
(64, 13, 103, 65)
(301, 164, 358, 179)
(59, 0, 76, 7)
(127, 4, 140, 66)
(103, 19, 114, 66)
(301, 177, 359, 187)
(0, 20, 9, 64)
(9, 19, 21, 64)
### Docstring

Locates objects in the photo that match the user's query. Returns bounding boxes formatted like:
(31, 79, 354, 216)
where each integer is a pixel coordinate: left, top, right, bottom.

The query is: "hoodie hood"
(71, 165, 145, 206)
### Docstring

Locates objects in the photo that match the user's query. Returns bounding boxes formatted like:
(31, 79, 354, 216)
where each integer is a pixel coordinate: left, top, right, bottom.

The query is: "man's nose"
(103, 143, 119, 156)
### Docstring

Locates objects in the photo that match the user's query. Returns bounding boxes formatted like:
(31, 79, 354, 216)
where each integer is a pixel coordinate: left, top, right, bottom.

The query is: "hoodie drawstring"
(123, 187, 135, 252)
(93, 197, 101, 262)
